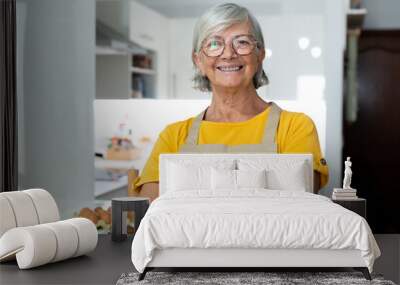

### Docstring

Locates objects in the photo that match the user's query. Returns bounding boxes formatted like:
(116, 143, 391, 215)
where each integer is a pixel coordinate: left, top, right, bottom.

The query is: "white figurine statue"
(342, 157, 353, 189)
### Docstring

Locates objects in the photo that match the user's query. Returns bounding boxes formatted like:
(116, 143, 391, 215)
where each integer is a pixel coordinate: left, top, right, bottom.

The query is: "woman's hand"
(314, 171, 321, 194)
(139, 183, 159, 203)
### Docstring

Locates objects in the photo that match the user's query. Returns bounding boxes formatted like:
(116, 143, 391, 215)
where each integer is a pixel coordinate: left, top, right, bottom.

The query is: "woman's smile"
(216, 64, 244, 72)
(213, 59, 247, 87)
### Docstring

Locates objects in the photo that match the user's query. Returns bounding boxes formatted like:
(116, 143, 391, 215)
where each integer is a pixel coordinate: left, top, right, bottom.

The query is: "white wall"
(168, 18, 207, 99)
(17, 0, 96, 217)
(322, 0, 347, 196)
(363, 0, 400, 29)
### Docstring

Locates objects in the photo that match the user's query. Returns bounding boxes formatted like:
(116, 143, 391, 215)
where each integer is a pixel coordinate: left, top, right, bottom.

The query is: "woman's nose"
(220, 42, 237, 59)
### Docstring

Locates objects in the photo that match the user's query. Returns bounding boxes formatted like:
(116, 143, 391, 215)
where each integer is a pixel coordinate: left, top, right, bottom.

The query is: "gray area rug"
(116, 272, 396, 285)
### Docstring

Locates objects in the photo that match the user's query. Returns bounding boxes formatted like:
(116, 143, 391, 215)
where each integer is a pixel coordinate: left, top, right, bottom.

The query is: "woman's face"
(194, 21, 265, 91)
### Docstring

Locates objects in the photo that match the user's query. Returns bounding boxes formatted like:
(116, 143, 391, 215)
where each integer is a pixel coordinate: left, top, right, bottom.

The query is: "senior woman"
(134, 3, 328, 201)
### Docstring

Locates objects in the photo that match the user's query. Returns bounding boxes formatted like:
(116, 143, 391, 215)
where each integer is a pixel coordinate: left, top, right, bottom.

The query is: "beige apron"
(179, 102, 282, 153)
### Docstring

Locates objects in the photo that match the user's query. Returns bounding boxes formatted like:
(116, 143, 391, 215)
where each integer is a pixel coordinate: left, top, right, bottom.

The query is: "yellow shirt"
(135, 107, 329, 190)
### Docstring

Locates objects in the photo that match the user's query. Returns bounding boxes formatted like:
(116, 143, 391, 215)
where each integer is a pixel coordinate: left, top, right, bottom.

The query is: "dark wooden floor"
(0, 235, 134, 285)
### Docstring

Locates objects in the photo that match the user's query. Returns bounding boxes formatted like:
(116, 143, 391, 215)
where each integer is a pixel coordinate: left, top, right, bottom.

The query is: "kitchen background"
(94, 0, 332, 198)
(17, 0, 343, 213)
(15, 0, 400, 281)
(17, 0, 400, 212)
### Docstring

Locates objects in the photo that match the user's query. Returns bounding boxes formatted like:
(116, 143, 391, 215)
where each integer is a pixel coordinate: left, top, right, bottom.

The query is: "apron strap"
(261, 102, 282, 146)
(184, 110, 206, 145)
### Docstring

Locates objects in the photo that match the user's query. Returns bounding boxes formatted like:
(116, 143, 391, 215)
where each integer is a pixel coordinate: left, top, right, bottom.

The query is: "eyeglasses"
(201, 34, 259, 57)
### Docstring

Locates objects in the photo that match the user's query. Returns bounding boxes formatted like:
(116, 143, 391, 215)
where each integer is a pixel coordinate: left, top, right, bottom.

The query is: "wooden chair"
(127, 168, 140, 197)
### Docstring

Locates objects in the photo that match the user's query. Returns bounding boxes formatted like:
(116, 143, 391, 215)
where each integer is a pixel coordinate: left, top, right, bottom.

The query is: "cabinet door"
(130, 1, 160, 50)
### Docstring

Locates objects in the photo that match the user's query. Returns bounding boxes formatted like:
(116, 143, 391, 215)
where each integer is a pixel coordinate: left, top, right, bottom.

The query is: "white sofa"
(0, 189, 98, 269)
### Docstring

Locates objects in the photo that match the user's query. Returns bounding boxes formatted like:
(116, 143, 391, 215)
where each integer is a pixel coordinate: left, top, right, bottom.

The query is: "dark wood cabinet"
(332, 198, 366, 219)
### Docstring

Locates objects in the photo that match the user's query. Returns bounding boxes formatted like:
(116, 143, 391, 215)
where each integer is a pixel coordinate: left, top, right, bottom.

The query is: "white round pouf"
(64, 218, 98, 257)
(42, 221, 79, 262)
(0, 226, 57, 269)
(0, 190, 98, 269)
(0, 195, 17, 237)
(1, 192, 39, 227)
(24, 189, 60, 223)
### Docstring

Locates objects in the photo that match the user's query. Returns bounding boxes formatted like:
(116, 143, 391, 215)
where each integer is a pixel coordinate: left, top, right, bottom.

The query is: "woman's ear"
(258, 48, 266, 63)
(192, 51, 204, 75)
(192, 51, 198, 65)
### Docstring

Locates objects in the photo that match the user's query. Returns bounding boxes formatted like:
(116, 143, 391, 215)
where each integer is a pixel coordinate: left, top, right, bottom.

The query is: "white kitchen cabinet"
(129, 1, 169, 98)
(96, 1, 162, 99)
(129, 1, 162, 50)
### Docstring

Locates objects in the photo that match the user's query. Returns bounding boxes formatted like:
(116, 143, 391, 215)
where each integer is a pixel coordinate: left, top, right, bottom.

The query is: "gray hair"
(192, 3, 269, 92)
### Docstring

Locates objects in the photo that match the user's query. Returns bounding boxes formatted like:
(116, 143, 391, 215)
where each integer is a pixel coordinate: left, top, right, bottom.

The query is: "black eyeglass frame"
(200, 34, 260, 57)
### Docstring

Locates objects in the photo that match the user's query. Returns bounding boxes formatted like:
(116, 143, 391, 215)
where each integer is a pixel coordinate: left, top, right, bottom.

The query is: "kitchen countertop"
(94, 144, 152, 198)
(95, 175, 128, 197)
